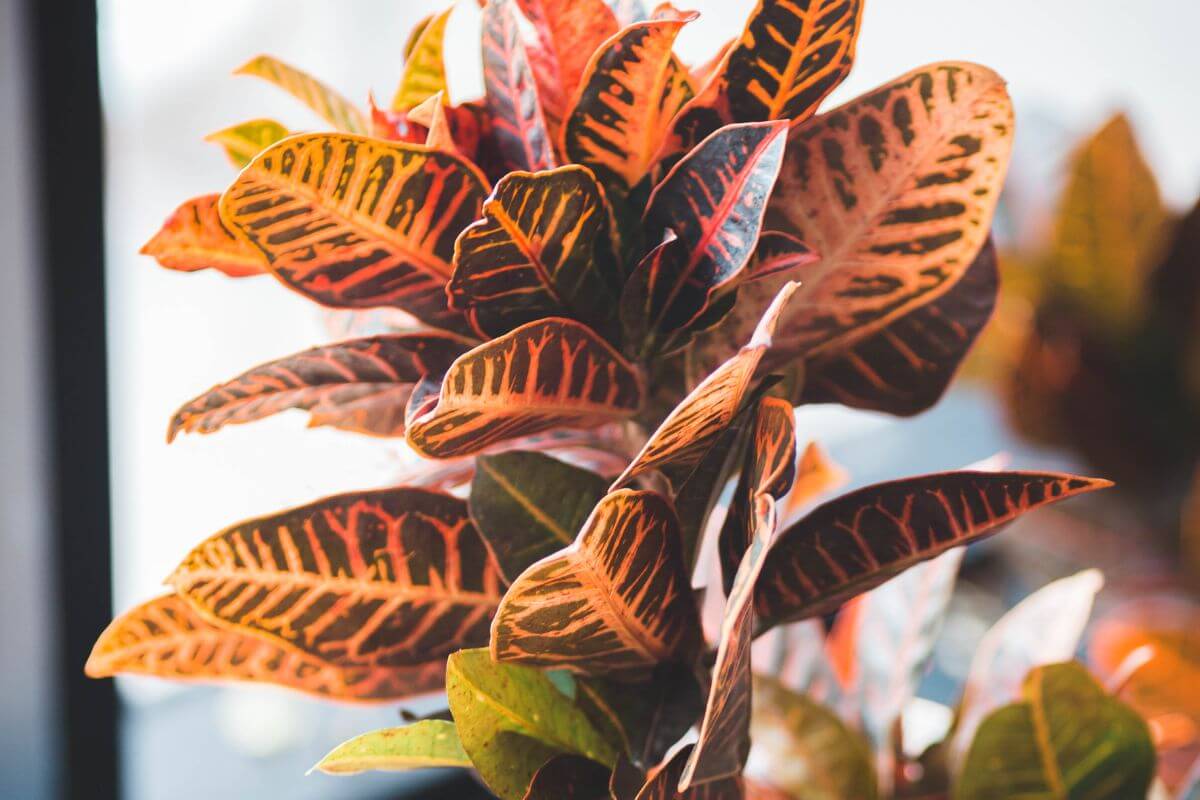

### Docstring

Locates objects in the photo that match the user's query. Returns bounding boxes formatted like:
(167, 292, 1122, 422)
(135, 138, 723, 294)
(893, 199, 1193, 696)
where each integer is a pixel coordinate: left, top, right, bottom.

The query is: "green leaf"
(312, 720, 471, 775)
(748, 677, 878, 800)
(446, 649, 618, 800)
(956, 662, 1156, 800)
(204, 118, 289, 169)
(469, 451, 608, 583)
(576, 664, 703, 768)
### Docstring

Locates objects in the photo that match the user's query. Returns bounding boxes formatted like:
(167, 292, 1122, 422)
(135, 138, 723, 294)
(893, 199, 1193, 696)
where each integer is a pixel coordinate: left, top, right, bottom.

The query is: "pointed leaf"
(951, 569, 1103, 769)
(800, 238, 998, 416)
(524, 754, 612, 799)
(614, 281, 798, 488)
(167, 487, 505, 667)
(86, 594, 443, 702)
(235, 55, 366, 134)
(747, 677, 877, 800)
(957, 662, 1155, 800)
(167, 333, 468, 441)
(392, 7, 451, 111)
(406, 318, 643, 458)
(469, 451, 608, 582)
(482, 0, 556, 173)
(563, 12, 696, 200)
(205, 118, 290, 169)
(408, 92, 456, 152)
(313, 720, 471, 774)
(492, 489, 701, 677)
(448, 165, 618, 338)
(141, 194, 267, 278)
(754, 471, 1111, 628)
(446, 648, 618, 800)
(219, 133, 488, 333)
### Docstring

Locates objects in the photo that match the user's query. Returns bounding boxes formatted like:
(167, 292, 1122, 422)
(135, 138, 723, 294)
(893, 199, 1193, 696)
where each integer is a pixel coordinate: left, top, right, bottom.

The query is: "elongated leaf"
(446, 648, 618, 800)
(205, 118, 290, 169)
(492, 489, 700, 677)
(957, 662, 1155, 800)
(747, 677, 877, 800)
(950, 569, 1103, 769)
(631, 121, 788, 347)
(86, 594, 443, 702)
(576, 664, 703, 768)
(482, 0, 556, 173)
(219, 133, 488, 334)
(518, 0, 620, 138)
(746, 231, 819, 282)
(524, 754, 612, 799)
(407, 318, 643, 458)
(167, 487, 504, 667)
(614, 281, 798, 488)
(718, 396, 796, 593)
(235, 55, 366, 134)
(800, 238, 998, 416)
(141, 194, 267, 278)
(682, 496, 778, 790)
(754, 471, 1111, 628)
(392, 7, 451, 111)
(760, 62, 1013, 361)
(449, 165, 617, 338)
(469, 451, 608, 582)
(167, 333, 468, 441)
(313, 720, 471, 774)
(563, 12, 695, 200)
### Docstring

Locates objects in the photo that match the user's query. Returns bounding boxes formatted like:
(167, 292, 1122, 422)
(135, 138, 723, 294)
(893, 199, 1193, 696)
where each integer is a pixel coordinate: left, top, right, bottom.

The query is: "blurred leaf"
(234, 55, 366, 134)
(523, 754, 612, 799)
(141, 194, 267, 278)
(313, 720, 470, 774)
(392, 7, 451, 111)
(481, 0, 556, 172)
(204, 118, 289, 169)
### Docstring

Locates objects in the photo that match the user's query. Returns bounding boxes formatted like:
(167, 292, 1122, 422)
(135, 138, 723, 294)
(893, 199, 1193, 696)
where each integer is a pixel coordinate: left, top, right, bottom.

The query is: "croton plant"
(87, 0, 1167, 797)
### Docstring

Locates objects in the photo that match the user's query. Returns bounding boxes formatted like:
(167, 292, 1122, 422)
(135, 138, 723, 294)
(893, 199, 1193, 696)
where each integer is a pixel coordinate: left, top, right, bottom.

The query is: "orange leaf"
(141, 194, 267, 278)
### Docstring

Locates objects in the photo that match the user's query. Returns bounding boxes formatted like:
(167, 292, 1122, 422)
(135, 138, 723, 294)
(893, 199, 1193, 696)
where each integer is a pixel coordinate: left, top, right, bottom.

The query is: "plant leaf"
(800, 238, 998, 416)
(234, 55, 366, 134)
(167, 487, 504, 667)
(406, 318, 643, 458)
(754, 471, 1111, 628)
(446, 648, 618, 800)
(141, 194, 267, 278)
(204, 118, 290, 169)
(630, 744, 743, 799)
(407, 92, 456, 152)
(746, 231, 819, 282)
(167, 333, 468, 441)
(747, 676, 878, 800)
(219, 133, 488, 334)
(563, 11, 696, 201)
(313, 719, 471, 774)
(491, 489, 700, 677)
(779, 441, 847, 525)
(613, 281, 798, 488)
(631, 121, 788, 347)
(392, 7, 451, 111)
(957, 662, 1156, 800)
(761, 61, 1013, 361)
(449, 165, 618, 338)
(469, 451, 608, 582)
(86, 594, 443, 702)
(950, 569, 1103, 770)
(523, 754, 612, 799)
(482, 0, 556, 173)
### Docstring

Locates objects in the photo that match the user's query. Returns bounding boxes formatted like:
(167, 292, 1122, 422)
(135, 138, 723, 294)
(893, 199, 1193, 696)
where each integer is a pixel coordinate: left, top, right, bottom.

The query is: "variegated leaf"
(754, 471, 1111, 629)
(449, 165, 618, 338)
(491, 489, 701, 677)
(407, 318, 643, 458)
(800, 238, 998, 416)
(407, 92, 456, 152)
(167, 487, 505, 667)
(613, 281, 798, 488)
(86, 594, 443, 702)
(313, 720, 471, 774)
(392, 7, 451, 111)
(205, 118, 290, 169)
(235, 55, 367, 134)
(563, 11, 696, 201)
(630, 121, 788, 350)
(718, 396, 796, 594)
(746, 231, 819, 282)
(141, 194, 267, 278)
(167, 333, 468, 441)
(681, 496, 777, 790)
(482, 0, 556, 173)
(764, 61, 1014, 360)
(219, 133, 488, 334)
